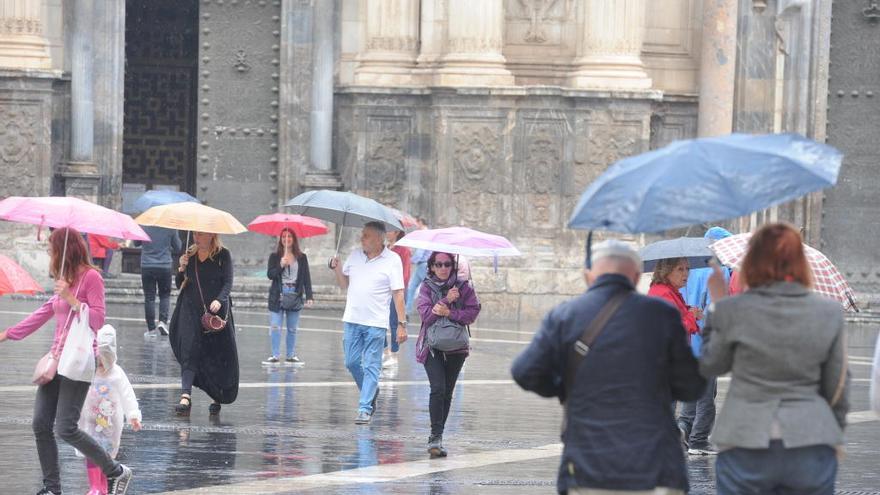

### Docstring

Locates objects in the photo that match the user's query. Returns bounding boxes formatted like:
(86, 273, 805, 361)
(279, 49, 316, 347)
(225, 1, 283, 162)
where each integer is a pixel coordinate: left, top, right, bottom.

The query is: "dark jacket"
(511, 274, 705, 494)
(266, 252, 313, 312)
(138, 226, 183, 268)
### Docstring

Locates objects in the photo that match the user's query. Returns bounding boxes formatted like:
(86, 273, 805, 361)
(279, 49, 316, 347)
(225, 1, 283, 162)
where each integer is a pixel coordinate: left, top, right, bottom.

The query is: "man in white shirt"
(331, 221, 407, 424)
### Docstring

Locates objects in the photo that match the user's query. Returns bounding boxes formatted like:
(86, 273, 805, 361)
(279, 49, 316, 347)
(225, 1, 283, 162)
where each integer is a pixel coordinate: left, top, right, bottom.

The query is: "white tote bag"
(57, 303, 96, 383)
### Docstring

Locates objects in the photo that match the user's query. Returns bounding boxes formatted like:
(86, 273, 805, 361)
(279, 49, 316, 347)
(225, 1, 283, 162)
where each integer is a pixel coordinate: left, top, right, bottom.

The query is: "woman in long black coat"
(169, 231, 239, 416)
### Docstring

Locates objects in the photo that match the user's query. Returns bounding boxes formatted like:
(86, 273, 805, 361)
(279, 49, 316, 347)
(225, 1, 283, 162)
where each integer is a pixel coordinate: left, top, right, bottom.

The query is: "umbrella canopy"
(133, 190, 199, 214)
(388, 207, 419, 230)
(0, 196, 150, 241)
(709, 233, 857, 311)
(568, 133, 842, 234)
(248, 213, 329, 238)
(640, 237, 714, 272)
(0, 254, 42, 295)
(283, 190, 403, 232)
(396, 227, 521, 258)
(135, 202, 247, 234)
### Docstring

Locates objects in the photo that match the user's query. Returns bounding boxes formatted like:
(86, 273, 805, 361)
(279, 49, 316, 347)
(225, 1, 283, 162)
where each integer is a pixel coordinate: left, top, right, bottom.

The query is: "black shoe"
(174, 394, 191, 416)
(427, 434, 443, 458)
(36, 489, 60, 495)
(106, 464, 132, 495)
(209, 402, 221, 416)
(371, 387, 379, 414)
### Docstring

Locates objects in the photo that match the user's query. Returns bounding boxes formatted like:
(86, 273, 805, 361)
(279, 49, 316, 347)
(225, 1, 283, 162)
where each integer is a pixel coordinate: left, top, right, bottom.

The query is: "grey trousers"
(568, 488, 685, 495)
(33, 375, 119, 492)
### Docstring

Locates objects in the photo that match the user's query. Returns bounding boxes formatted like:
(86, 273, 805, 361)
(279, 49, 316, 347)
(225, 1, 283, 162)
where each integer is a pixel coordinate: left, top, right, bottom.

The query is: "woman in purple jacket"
(416, 251, 481, 458)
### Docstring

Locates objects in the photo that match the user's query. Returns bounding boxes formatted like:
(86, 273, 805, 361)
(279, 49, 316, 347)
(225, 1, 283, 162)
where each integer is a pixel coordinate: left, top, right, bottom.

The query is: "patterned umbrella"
(709, 233, 857, 311)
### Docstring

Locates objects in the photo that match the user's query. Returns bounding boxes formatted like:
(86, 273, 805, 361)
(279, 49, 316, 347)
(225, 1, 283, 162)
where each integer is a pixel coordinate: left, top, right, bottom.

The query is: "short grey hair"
(364, 221, 386, 234)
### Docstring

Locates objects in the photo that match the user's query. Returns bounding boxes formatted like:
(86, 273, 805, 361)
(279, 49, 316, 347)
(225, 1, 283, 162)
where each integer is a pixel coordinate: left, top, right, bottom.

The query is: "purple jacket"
(416, 276, 481, 363)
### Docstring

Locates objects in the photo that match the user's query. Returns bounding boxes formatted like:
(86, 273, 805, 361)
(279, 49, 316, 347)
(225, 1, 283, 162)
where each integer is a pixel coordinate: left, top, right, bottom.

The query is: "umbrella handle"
(328, 211, 347, 270)
(585, 231, 593, 269)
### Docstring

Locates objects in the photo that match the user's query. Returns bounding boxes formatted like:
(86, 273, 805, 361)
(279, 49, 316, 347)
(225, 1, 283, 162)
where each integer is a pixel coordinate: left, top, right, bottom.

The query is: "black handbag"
(280, 289, 304, 312)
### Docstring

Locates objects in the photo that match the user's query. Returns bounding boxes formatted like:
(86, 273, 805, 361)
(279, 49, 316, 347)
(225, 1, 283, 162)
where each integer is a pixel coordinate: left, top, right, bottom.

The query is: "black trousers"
(141, 266, 173, 330)
(423, 350, 466, 436)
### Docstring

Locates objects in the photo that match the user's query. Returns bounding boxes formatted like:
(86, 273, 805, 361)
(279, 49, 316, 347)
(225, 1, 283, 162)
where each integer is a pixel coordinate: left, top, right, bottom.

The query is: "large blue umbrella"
(284, 190, 403, 258)
(640, 237, 713, 272)
(568, 133, 842, 234)
(133, 190, 199, 213)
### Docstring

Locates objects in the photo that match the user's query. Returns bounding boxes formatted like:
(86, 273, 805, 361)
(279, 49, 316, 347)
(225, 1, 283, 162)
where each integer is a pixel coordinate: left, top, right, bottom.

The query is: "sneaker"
(106, 464, 132, 495)
(143, 329, 157, 339)
(354, 410, 372, 425)
(36, 489, 61, 495)
(285, 356, 302, 365)
(157, 321, 169, 336)
(688, 445, 718, 456)
(262, 356, 280, 365)
(427, 434, 443, 458)
(382, 353, 398, 368)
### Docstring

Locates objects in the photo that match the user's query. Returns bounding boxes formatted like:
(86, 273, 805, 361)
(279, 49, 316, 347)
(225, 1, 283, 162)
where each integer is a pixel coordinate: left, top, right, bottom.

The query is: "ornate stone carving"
(452, 123, 502, 193)
(0, 17, 41, 35)
(365, 36, 418, 52)
(365, 126, 406, 205)
(447, 37, 504, 54)
(588, 127, 638, 169)
(514, 0, 568, 43)
(524, 126, 562, 194)
(0, 104, 36, 165)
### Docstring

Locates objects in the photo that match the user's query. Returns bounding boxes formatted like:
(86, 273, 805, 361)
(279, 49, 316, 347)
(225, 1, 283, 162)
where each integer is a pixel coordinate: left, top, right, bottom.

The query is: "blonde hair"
(186, 232, 223, 259)
(650, 257, 686, 286)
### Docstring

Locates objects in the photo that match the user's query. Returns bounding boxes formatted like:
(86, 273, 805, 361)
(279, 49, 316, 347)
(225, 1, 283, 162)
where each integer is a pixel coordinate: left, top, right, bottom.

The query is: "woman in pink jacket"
(0, 228, 133, 495)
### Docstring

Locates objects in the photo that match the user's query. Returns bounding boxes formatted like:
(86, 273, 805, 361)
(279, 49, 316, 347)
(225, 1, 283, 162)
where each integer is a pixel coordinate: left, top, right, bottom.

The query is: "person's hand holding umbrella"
(54, 279, 80, 310)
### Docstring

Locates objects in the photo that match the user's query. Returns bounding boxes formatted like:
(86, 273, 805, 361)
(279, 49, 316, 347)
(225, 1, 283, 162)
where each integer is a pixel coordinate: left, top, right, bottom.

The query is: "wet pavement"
(0, 299, 878, 494)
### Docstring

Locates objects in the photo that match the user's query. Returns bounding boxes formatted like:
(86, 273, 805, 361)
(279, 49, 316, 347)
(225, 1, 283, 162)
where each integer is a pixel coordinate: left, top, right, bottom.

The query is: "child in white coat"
(78, 325, 142, 495)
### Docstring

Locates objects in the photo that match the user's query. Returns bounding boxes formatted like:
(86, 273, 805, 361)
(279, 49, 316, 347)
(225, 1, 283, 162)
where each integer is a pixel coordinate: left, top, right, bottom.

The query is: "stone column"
(697, 0, 737, 136)
(568, 0, 652, 89)
(69, 0, 94, 167)
(354, 0, 420, 86)
(0, 0, 51, 69)
(435, 0, 514, 87)
(302, 0, 342, 189)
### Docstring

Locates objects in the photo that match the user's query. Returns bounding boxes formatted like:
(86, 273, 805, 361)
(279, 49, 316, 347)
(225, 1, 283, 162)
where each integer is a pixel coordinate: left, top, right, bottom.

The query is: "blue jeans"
(716, 440, 837, 495)
(343, 322, 385, 414)
(384, 301, 401, 353)
(677, 375, 717, 448)
(269, 309, 302, 358)
(405, 261, 427, 314)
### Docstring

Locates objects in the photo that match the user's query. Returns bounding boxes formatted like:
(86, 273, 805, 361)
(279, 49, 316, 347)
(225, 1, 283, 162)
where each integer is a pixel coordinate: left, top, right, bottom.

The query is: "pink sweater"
(7, 268, 105, 357)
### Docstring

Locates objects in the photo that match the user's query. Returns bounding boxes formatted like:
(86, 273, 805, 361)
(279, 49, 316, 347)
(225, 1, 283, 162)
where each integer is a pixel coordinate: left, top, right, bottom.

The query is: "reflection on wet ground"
(0, 300, 878, 494)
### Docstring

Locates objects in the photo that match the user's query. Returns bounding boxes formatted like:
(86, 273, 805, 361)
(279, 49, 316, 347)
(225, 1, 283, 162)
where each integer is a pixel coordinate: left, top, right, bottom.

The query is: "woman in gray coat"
(702, 223, 849, 495)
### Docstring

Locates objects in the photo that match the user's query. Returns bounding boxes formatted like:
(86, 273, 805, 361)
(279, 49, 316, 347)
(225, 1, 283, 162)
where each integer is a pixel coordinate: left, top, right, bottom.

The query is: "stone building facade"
(0, 0, 876, 319)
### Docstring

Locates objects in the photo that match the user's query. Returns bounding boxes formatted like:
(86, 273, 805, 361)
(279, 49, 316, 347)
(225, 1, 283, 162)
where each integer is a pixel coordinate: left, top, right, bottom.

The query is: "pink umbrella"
(710, 233, 858, 311)
(388, 207, 419, 230)
(0, 254, 43, 295)
(0, 196, 151, 276)
(396, 227, 520, 272)
(248, 213, 329, 238)
(0, 196, 150, 241)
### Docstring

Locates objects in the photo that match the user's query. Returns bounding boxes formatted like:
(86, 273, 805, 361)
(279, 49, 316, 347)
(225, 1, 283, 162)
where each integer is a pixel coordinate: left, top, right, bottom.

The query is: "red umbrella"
(0, 254, 43, 295)
(247, 213, 329, 238)
(388, 207, 419, 230)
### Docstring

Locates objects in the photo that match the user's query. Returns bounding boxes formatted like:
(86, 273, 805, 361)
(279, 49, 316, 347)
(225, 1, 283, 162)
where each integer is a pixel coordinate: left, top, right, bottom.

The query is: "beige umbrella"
(135, 202, 247, 234)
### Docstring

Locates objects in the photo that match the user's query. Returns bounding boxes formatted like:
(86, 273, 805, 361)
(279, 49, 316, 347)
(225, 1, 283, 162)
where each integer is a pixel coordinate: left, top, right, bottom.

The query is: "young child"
(78, 325, 142, 495)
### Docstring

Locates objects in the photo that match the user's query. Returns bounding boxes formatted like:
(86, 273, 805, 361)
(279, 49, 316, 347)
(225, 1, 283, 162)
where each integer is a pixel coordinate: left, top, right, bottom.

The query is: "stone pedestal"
(0, 0, 51, 69)
(568, 0, 652, 89)
(354, 0, 419, 86)
(435, 0, 514, 86)
(300, 171, 343, 191)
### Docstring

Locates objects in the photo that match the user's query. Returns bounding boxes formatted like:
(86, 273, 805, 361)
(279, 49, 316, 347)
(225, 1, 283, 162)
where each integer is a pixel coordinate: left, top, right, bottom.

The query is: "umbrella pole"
(59, 227, 69, 280)
(329, 212, 346, 270)
(585, 230, 593, 270)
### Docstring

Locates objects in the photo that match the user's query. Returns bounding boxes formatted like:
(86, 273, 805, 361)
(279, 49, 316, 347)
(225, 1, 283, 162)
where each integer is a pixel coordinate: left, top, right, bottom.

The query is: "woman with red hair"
(701, 223, 848, 494)
(0, 228, 133, 495)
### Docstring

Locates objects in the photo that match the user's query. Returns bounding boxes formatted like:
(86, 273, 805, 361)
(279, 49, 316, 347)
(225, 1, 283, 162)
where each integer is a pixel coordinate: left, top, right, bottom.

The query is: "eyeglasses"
(433, 262, 453, 268)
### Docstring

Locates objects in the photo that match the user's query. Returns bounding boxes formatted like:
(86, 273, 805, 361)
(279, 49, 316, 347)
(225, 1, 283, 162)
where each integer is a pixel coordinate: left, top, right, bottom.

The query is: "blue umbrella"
(133, 190, 199, 214)
(640, 237, 714, 272)
(283, 190, 403, 258)
(568, 133, 842, 234)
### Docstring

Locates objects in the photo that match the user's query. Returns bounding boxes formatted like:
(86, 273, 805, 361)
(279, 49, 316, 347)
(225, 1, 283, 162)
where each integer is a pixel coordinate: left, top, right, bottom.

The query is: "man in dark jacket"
(139, 225, 183, 337)
(512, 240, 705, 494)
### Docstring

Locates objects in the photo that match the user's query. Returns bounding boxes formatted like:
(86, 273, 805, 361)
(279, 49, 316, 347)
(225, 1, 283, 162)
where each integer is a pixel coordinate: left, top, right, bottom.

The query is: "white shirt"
(342, 247, 404, 328)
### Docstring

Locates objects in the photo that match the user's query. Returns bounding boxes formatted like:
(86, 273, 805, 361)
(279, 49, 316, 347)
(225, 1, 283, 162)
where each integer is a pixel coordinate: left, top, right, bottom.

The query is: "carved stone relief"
(0, 103, 38, 194)
(449, 119, 507, 230)
(519, 120, 564, 228)
(506, 0, 572, 45)
(364, 117, 410, 206)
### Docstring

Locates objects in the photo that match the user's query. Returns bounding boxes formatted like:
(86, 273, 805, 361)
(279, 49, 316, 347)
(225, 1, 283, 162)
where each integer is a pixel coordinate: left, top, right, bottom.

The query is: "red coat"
(391, 245, 411, 290)
(648, 282, 699, 335)
(88, 234, 119, 259)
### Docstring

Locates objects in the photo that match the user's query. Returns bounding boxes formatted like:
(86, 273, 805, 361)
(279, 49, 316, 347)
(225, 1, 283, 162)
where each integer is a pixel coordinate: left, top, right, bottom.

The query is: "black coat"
(169, 248, 239, 404)
(511, 274, 705, 494)
(266, 251, 313, 312)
